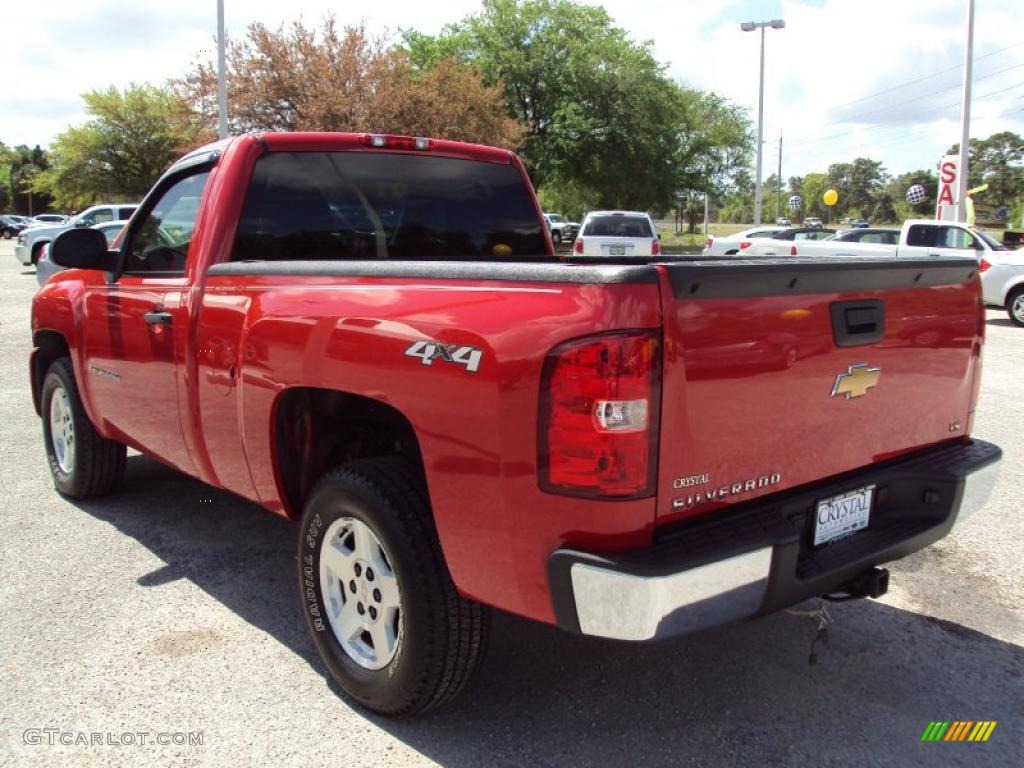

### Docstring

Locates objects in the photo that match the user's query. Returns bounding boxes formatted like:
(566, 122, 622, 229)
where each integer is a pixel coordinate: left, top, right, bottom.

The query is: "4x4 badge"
(831, 364, 880, 399)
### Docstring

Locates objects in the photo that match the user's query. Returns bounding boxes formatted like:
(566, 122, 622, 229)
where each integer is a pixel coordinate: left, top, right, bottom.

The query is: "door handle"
(144, 310, 173, 326)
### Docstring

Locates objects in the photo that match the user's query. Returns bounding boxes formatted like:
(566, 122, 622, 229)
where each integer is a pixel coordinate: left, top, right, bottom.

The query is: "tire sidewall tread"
(298, 457, 488, 716)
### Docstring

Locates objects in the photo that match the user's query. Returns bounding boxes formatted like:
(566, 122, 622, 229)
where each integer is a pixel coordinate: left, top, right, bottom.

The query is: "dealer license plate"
(609, 245, 626, 255)
(813, 484, 874, 546)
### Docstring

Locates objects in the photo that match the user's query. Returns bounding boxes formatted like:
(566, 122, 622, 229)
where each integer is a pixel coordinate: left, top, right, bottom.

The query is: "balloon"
(906, 184, 926, 205)
(823, 189, 838, 206)
(787, 195, 802, 210)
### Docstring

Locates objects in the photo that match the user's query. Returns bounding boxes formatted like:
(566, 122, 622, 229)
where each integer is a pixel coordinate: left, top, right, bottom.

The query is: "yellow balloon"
(823, 189, 838, 206)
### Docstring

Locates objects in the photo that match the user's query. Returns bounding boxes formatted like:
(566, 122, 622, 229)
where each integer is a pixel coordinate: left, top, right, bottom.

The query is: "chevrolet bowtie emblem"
(831, 364, 880, 399)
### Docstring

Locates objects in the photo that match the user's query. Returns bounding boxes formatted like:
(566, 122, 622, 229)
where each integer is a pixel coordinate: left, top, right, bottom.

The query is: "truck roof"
(182, 132, 515, 167)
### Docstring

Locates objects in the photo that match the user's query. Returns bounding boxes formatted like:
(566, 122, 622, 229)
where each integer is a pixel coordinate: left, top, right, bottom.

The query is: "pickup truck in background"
(32, 132, 1001, 716)
(542, 212, 579, 245)
(745, 218, 1008, 260)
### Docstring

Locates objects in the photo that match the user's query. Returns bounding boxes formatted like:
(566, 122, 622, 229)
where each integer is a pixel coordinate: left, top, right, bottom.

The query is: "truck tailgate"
(655, 257, 982, 525)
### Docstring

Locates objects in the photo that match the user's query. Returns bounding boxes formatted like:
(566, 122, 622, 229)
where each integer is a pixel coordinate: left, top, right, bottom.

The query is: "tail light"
(790, 245, 798, 256)
(704, 237, 713, 251)
(652, 238, 661, 255)
(573, 238, 584, 254)
(361, 134, 431, 150)
(978, 258, 991, 273)
(739, 241, 751, 249)
(539, 331, 661, 498)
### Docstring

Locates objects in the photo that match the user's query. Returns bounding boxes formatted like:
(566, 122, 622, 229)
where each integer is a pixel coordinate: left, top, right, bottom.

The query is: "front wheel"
(41, 358, 126, 498)
(298, 457, 489, 715)
(552, 231, 562, 245)
(1007, 287, 1024, 327)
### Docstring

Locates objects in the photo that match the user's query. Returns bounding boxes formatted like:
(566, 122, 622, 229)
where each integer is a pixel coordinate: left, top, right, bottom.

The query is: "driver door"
(81, 170, 210, 473)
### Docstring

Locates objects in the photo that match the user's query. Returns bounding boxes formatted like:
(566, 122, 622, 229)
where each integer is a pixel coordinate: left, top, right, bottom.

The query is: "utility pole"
(217, 0, 228, 140)
(776, 132, 783, 221)
(956, 0, 975, 222)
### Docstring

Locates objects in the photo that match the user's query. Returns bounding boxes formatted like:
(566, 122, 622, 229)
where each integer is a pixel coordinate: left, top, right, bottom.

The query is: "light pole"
(217, 0, 228, 139)
(741, 18, 785, 225)
(956, 0, 975, 222)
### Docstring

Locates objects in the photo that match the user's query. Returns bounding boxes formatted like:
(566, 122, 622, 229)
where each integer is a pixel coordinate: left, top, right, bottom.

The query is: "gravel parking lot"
(1, 240, 1020, 767)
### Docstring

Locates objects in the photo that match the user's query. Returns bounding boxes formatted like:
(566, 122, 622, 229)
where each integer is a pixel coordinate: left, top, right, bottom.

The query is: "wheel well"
(31, 331, 70, 415)
(31, 240, 49, 263)
(274, 388, 425, 518)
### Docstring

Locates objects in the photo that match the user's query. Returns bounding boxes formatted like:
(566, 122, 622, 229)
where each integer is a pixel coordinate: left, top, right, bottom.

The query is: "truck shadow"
(71, 455, 1022, 767)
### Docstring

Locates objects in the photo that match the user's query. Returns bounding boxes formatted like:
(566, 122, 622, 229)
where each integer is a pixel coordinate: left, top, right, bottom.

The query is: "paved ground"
(0, 240, 1020, 767)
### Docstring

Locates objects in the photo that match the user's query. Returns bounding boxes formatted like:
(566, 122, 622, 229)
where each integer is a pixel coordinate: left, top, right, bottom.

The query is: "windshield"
(547, 214, 563, 223)
(974, 229, 1008, 251)
(235, 152, 547, 261)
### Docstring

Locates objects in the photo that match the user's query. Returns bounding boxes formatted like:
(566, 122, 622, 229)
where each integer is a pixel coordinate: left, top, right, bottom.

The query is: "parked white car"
(573, 211, 660, 257)
(980, 248, 1024, 326)
(702, 226, 785, 256)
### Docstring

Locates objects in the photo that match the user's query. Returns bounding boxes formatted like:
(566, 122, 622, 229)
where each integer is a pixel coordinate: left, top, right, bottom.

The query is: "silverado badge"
(831, 364, 880, 399)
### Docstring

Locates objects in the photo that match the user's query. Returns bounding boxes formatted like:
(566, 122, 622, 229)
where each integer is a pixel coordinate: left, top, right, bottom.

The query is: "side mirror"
(73, 219, 89, 228)
(51, 228, 116, 270)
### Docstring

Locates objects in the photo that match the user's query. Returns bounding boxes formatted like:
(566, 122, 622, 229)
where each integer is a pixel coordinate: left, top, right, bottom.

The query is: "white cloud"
(602, 0, 1024, 178)
(3, 0, 1022, 182)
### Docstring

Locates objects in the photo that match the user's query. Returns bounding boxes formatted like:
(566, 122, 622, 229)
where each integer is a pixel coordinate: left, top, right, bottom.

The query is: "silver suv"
(15, 204, 137, 266)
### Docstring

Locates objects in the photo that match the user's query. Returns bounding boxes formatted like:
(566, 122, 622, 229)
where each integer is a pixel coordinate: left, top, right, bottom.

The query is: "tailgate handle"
(830, 299, 885, 347)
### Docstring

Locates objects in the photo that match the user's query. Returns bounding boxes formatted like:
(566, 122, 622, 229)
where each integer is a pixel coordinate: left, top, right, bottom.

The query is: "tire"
(552, 230, 562, 245)
(298, 457, 489, 716)
(2, 229, 11, 240)
(41, 358, 127, 498)
(1007, 287, 1024, 327)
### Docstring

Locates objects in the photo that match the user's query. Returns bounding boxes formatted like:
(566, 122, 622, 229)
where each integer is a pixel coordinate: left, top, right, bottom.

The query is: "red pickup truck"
(32, 132, 1001, 715)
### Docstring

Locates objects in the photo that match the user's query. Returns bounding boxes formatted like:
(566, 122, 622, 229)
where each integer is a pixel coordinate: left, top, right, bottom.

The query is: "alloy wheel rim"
(49, 386, 75, 474)
(1012, 295, 1024, 323)
(319, 517, 402, 670)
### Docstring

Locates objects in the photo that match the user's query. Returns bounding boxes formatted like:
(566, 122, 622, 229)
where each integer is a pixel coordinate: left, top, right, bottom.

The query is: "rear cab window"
(232, 152, 547, 261)
(581, 215, 654, 238)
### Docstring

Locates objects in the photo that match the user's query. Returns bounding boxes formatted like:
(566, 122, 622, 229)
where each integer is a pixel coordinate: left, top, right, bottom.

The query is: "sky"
(2, 0, 1022, 180)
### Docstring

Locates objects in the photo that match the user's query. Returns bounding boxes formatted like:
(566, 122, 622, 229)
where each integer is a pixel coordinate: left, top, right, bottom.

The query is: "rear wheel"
(298, 457, 489, 715)
(41, 358, 126, 498)
(1007, 287, 1024, 327)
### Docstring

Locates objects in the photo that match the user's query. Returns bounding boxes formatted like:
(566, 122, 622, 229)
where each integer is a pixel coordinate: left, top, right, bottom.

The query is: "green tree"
(801, 173, 830, 220)
(8, 144, 53, 215)
(32, 85, 209, 210)
(826, 158, 887, 219)
(947, 131, 1024, 209)
(403, 0, 751, 212)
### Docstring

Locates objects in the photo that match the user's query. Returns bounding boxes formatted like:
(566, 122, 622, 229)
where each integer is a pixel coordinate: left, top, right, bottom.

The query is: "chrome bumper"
(549, 439, 1001, 642)
(569, 548, 772, 641)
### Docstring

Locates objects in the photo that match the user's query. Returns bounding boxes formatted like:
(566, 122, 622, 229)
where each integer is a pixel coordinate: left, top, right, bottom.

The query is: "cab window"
(122, 171, 210, 274)
(938, 226, 980, 250)
(906, 225, 938, 247)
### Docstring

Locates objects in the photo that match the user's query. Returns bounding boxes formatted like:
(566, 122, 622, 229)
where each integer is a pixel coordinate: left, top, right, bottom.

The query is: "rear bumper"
(548, 439, 1001, 641)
